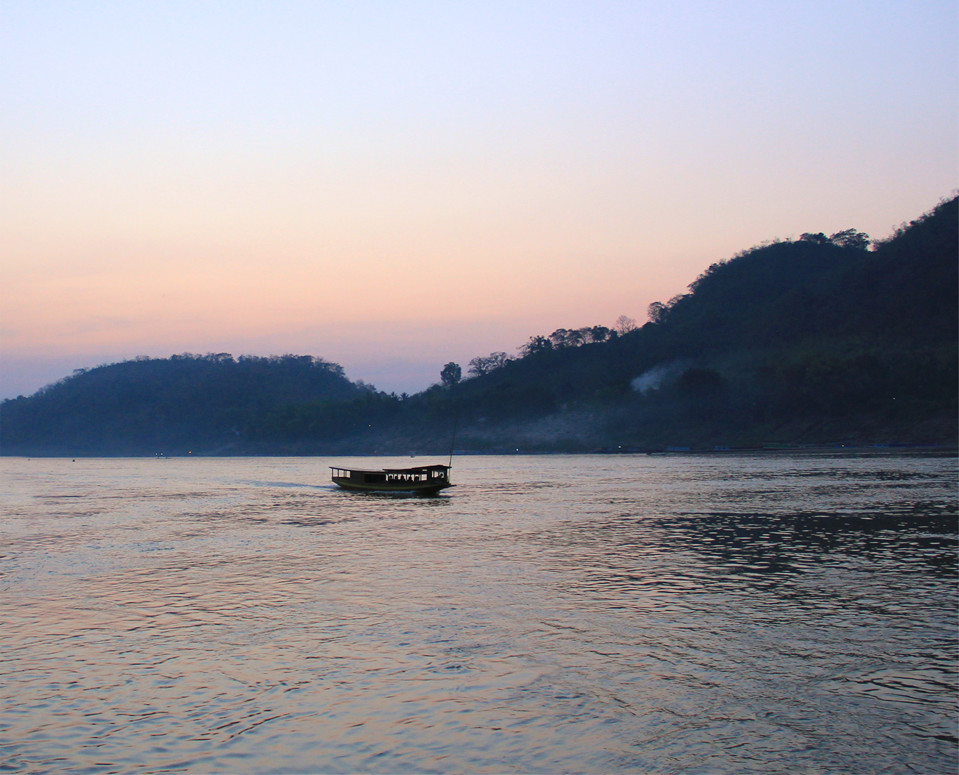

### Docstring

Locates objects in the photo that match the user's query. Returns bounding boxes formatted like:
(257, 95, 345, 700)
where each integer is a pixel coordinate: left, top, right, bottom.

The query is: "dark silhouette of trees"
(2, 197, 954, 455)
(828, 229, 870, 250)
(440, 362, 462, 388)
(518, 325, 616, 356)
(468, 351, 511, 377)
(0, 353, 367, 455)
(519, 335, 552, 357)
(800, 229, 870, 250)
(586, 325, 612, 343)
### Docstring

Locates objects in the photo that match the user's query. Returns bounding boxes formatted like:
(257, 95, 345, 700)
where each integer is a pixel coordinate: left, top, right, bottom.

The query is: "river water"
(1, 453, 956, 774)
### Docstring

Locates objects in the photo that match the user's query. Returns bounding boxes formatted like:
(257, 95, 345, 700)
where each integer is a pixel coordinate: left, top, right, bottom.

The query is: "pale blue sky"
(2, 1, 956, 397)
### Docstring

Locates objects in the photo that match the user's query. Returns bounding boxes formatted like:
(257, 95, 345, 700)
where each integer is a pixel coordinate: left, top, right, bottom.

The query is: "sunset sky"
(2, 1, 956, 398)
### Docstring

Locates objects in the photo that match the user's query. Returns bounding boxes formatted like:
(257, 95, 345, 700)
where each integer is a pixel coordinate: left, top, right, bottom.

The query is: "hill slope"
(395, 196, 958, 451)
(2, 196, 956, 455)
(0, 354, 367, 455)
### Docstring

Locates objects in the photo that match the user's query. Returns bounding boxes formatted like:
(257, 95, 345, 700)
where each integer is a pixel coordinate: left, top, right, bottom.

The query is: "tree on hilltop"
(440, 362, 462, 388)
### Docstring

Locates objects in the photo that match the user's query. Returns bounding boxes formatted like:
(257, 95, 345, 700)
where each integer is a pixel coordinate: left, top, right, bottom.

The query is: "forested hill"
(437, 195, 957, 451)
(0, 355, 368, 455)
(2, 196, 956, 455)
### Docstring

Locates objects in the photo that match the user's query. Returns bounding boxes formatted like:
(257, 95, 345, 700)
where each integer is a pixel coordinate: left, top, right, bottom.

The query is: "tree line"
(2, 196, 955, 454)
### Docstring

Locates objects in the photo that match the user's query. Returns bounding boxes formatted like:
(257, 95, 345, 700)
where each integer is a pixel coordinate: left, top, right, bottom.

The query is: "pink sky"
(2, 1, 956, 398)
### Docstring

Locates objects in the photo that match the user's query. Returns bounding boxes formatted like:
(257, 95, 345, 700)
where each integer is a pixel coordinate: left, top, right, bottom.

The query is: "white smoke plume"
(631, 360, 691, 394)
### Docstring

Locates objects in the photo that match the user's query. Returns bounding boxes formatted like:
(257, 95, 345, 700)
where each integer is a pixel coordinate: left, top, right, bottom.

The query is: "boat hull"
(331, 477, 453, 495)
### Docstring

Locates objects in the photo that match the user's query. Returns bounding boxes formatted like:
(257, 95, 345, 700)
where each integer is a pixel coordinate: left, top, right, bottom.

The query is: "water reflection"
(0, 454, 955, 774)
(528, 499, 957, 615)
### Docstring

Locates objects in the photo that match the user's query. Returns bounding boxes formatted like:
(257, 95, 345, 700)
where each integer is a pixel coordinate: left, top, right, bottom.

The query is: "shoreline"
(3, 443, 957, 460)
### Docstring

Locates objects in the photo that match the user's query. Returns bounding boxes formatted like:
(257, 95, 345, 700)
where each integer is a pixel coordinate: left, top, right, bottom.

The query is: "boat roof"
(330, 464, 451, 474)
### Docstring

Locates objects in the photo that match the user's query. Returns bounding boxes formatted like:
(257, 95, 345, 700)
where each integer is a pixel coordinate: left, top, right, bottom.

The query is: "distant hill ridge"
(0, 354, 367, 455)
(2, 196, 956, 455)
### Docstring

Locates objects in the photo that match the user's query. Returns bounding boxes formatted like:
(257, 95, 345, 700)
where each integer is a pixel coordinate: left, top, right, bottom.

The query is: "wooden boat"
(330, 463, 453, 494)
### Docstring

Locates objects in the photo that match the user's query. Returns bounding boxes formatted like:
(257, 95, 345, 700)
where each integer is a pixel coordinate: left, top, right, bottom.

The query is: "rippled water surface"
(2, 453, 956, 774)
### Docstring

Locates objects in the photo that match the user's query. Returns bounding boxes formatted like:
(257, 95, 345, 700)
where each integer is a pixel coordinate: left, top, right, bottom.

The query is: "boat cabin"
(330, 464, 453, 494)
